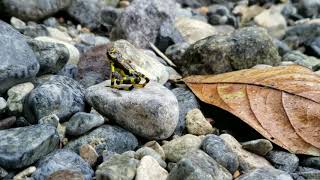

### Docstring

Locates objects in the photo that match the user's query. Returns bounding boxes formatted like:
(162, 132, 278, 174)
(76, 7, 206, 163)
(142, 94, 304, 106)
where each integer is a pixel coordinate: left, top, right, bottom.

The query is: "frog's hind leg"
(110, 63, 133, 90)
(132, 72, 150, 88)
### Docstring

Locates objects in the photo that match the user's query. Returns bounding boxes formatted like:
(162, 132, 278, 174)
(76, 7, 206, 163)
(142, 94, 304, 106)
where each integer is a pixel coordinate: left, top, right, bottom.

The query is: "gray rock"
(266, 151, 299, 173)
(176, 0, 201, 8)
(65, 112, 105, 136)
(32, 149, 94, 180)
(291, 166, 320, 180)
(57, 64, 78, 79)
(27, 39, 69, 75)
(273, 39, 291, 56)
(241, 139, 273, 156)
(100, 6, 122, 32)
(18, 23, 49, 38)
(135, 147, 166, 168)
(301, 157, 320, 169)
(7, 82, 34, 114)
(297, 0, 320, 18)
(0, 116, 16, 130)
(86, 81, 178, 140)
(282, 51, 320, 70)
(0, 166, 8, 179)
(165, 43, 190, 68)
(167, 150, 232, 180)
(207, 4, 238, 27)
(96, 153, 139, 180)
(111, 0, 176, 48)
(64, 125, 138, 155)
(39, 114, 59, 127)
(181, 27, 281, 76)
(201, 134, 239, 174)
(0, 20, 39, 94)
(0, 0, 71, 21)
(24, 75, 85, 123)
(0, 124, 59, 169)
(0, 97, 7, 114)
(235, 167, 293, 180)
(172, 87, 200, 135)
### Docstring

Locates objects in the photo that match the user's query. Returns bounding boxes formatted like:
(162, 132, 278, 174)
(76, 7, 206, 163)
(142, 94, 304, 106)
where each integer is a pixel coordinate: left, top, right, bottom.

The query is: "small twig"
(148, 42, 177, 67)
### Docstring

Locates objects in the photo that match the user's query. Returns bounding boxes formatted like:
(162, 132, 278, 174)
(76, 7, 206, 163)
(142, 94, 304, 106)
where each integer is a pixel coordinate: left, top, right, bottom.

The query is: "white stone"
(46, 27, 73, 42)
(7, 82, 34, 113)
(135, 156, 168, 180)
(186, 108, 214, 135)
(0, 97, 7, 114)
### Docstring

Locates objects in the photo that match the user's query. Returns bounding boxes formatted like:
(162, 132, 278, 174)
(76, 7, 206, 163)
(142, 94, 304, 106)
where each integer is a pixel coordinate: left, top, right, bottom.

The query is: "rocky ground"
(0, 0, 320, 179)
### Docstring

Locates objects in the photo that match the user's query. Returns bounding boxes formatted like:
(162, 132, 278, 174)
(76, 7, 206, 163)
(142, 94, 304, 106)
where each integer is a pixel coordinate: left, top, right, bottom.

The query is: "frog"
(106, 46, 150, 91)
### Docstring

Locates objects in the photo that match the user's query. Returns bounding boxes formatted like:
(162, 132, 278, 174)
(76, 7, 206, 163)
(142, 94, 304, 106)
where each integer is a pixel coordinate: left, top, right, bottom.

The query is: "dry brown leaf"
(184, 65, 320, 156)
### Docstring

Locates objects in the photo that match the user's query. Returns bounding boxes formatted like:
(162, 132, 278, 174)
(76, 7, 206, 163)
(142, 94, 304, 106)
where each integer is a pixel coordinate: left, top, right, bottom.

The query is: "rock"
(35, 36, 80, 65)
(162, 134, 202, 162)
(207, 5, 238, 27)
(18, 23, 49, 38)
(291, 166, 320, 180)
(297, 0, 320, 18)
(80, 144, 99, 167)
(171, 87, 200, 135)
(251, 64, 273, 69)
(176, 0, 201, 8)
(26, 38, 69, 75)
(47, 170, 85, 180)
(24, 75, 85, 123)
(39, 114, 59, 127)
(86, 81, 178, 140)
(43, 17, 59, 27)
(266, 151, 299, 173)
(282, 51, 320, 70)
(241, 139, 273, 156)
(167, 150, 232, 180)
(65, 125, 138, 155)
(310, 37, 320, 58)
(46, 27, 73, 42)
(301, 157, 320, 169)
(136, 156, 168, 180)
(15, 116, 31, 127)
(235, 167, 293, 180)
(273, 38, 291, 56)
(201, 134, 239, 174)
(0, 97, 6, 114)
(181, 27, 281, 76)
(186, 108, 214, 135)
(7, 82, 34, 114)
(110, 40, 169, 84)
(165, 43, 190, 68)
(10, 17, 26, 30)
(0, 0, 71, 21)
(144, 141, 166, 160)
(0, 167, 8, 179)
(100, 6, 122, 32)
(13, 166, 36, 180)
(57, 64, 78, 79)
(111, 0, 176, 49)
(220, 134, 273, 172)
(254, 6, 287, 38)
(96, 153, 139, 180)
(32, 149, 94, 180)
(0, 124, 59, 169)
(76, 45, 110, 88)
(0, 20, 39, 94)
(65, 112, 105, 136)
(0, 116, 16, 130)
(135, 147, 166, 168)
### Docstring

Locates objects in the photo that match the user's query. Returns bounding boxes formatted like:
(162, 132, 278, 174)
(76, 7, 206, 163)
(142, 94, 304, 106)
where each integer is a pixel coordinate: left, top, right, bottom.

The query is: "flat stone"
(241, 139, 273, 156)
(46, 27, 73, 42)
(7, 82, 34, 114)
(86, 81, 178, 140)
(201, 134, 239, 174)
(220, 134, 273, 172)
(167, 150, 232, 180)
(235, 167, 293, 180)
(65, 112, 105, 136)
(186, 108, 214, 135)
(0, 116, 16, 130)
(32, 149, 93, 180)
(0, 20, 39, 94)
(65, 125, 138, 155)
(79, 144, 99, 167)
(266, 151, 299, 173)
(0, 124, 59, 169)
(47, 170, 85, 180)
(135, 156, 168, 180)
(162, 134, 202, 162)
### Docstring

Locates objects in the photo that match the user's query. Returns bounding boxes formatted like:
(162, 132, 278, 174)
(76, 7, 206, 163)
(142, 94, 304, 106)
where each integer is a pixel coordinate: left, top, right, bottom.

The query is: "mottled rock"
(0, 0, 71, 21)
(7, 82, 34, 114)
(167, 150, 232, 180)
(181, 27, 281, 75)
(297, 0, 320, 18)
(65, 112, 105, 136)
(241, 139, 273, 156)
(144, 141, 165, 160)
(35, 36, 80, 65)
(65, 125, 138, 155)
(27, 38, 69, 75)
(47, 170, 85, 180)
(172, 87, 200, 135)
(80, 144, 99, 167)
(282, 51, 320, 70)
(266, 151, 299, 173)
(136, 156, 168, 180)
(201, 134, 239, 174)
(186, 108, 214, 135)
(96, 153, 139, 180)
(39, 114, 59, 127)
(86, 81, 178, 140)
(57, 64, 78, 79)
(235, 167, 293, 180)
(32, 149, 93, 180)
(24, 75, 85, 123)
(165, 43, 190, 67)
(0, 116, 16, 130)
(111, 0, 176, 48)
(0, 20, 39, 94)
(0, 124, 59, 169)
(162, 134, 202, 162)
(0, 166, 8, 179)
(220, 134, 273, 172)
(135, 147, 166, 168)
(100, 6, 122, 32)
